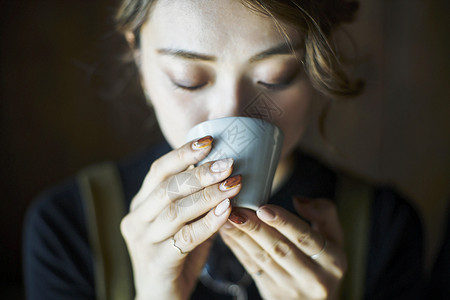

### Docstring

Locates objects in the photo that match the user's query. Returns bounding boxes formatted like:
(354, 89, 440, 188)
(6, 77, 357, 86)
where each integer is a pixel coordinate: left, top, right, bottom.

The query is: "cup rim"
(188, 116, 282, 133)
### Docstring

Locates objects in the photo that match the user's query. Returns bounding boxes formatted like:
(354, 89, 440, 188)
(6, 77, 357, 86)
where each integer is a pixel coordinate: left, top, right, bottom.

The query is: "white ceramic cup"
(186, 116, 284, 210)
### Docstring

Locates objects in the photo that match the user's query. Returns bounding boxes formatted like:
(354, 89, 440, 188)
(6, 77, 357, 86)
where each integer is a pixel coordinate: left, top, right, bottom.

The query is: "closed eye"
(257, 80, 293, 91)
(172, 81, 207, 91)
(171, 75, 297, 92)
(257, 70, 299, 91)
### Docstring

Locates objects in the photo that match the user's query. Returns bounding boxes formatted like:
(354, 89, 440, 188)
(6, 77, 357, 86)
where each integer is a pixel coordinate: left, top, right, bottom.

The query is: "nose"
(207, 77, 254, 120)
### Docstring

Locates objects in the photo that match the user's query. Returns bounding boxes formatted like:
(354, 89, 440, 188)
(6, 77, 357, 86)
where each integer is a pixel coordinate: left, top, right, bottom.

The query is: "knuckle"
(153, 181, 167, 199)
(164, 202, 179, 221)
(296, 226, 311, 247)
(179, 224, 195, 245)
(274, 216, 288, 227)
(228, 227, 245, 238)
(201, 213, 214, 231)
(241, 256, 255, 267)
(272, 239, 292, 258)
(201, 187, 215, 205)
(193, 166, 204, 183)
(195, 165, 213, 185)
(255, 251, 270, 263)
(246, 220, 262, 234)
(149, 159, 160, 177)
(120, 215, 133, 238)
(296, 233, 311, 248)
(177, 145, 188, 163)
(129, 195, 140, 212)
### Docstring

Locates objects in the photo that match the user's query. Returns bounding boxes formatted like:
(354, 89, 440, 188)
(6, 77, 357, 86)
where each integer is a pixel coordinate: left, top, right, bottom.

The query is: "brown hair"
(115, 0, 363, 100)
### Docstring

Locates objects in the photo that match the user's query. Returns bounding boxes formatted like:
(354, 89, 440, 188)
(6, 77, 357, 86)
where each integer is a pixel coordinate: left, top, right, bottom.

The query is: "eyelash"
(257, 81, 292, 91)
(172, 78, 294, 92)
(172, 82, 207, 91)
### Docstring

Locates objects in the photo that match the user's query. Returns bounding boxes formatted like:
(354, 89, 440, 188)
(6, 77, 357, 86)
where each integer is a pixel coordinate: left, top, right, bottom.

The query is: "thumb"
(293, 196, 344, 247)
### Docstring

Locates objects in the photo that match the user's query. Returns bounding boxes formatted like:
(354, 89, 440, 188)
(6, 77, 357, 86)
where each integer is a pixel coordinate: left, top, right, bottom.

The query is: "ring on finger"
(310, 238, 327, 260)
(172, 236, 190, 255)
(253, 269, 263, 276)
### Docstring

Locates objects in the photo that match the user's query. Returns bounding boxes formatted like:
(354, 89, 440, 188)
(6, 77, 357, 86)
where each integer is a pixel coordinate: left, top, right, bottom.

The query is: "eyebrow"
(156, 41, 301, 63)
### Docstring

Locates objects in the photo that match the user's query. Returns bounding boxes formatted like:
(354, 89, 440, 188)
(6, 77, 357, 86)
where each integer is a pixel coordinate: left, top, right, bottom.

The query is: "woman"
(24, 0, 424, 299)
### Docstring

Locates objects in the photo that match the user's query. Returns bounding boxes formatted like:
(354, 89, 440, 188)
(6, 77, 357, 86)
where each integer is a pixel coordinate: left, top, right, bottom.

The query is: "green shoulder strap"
(77, 162, 134, 300)
(76, 162, 370, 300)
(336, 173, 372, 300)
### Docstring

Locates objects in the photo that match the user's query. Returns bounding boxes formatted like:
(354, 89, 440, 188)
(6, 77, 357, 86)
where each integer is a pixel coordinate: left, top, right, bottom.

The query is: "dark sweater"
(23, 141, 425, 299)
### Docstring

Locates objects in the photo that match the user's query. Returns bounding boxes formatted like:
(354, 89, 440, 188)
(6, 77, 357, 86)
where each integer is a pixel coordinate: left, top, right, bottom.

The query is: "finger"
(255, 204, 327, 257)
(228, 210, 342, 299)
(227, 209, 319, 283)
(147, 176, 242, 242)
(131, 136, 213, 210)
(293, 197, 343, 247)
(167, 198, 232, 260)
(134, 159, 235, 221)
(292, 197, 347, 277)
(220, 228, 275, 284)
(257, 202, 346, 277)
(220, 222, 292, 287)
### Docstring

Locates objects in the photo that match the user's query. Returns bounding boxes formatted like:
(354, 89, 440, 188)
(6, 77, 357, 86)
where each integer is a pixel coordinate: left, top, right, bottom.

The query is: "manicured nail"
(294, 196, 312, 204)
(229, 210, 247, 224)
(210, 158, 233, 173)
(219, 175, 242, 191)
(222, 221, 234, 229)
(214, 198, 230, 216)
(257, 207, 276, 221)
(192, 136, 213, 150)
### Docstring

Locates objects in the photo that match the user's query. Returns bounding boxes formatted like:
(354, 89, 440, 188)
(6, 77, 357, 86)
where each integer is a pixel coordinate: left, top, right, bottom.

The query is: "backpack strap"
(77, 162, 134, 300)
(76, 161, 370, 300)
(336, 173, 372, 300)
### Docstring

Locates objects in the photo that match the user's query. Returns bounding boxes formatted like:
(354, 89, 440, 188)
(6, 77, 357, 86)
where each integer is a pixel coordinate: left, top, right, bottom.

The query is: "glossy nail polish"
(214, 199, 230, 216)
(229, 210, 247, 224)
(192, 136, 213, 150)
(219, 175, 242, 191)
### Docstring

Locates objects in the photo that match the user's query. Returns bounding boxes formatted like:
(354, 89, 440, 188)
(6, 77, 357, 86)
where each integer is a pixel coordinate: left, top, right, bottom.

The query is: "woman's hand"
(120, 136, 242, 300)
(219, 197, 346, 300)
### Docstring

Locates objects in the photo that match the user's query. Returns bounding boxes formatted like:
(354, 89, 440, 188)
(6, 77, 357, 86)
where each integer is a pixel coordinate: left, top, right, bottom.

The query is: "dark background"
(1, 0, 163, 298)
(1, 0, 449, 298)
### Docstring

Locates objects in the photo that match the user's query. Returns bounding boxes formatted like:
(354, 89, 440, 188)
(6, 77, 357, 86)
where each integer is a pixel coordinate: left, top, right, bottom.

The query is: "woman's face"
(140, 0, 314, 159)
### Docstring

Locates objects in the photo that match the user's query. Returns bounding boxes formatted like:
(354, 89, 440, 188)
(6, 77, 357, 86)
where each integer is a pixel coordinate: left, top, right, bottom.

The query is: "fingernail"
(219, 175, 241, 191)
(210, 158, 233, 173)
(214, 199, 230, 216)
(222, 221, 234, 229)
(257, 207, 276, 221)
(294, 196, 312, 204)
(229, 210, 247, 224)
(192, 136, 213, 150)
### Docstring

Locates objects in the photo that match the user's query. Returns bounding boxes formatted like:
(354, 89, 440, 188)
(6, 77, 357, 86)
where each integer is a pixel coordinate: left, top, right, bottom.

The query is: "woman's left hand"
(219, 196, 346, 300)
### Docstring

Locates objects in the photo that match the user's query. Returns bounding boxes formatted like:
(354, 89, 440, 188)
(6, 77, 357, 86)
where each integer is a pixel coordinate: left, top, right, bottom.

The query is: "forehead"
(142, 0, 299, 54)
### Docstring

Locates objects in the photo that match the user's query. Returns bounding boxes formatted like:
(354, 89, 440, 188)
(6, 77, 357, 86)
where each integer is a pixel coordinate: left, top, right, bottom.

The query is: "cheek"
(274, 82, 314, 158)
(142, 65, 208, 148)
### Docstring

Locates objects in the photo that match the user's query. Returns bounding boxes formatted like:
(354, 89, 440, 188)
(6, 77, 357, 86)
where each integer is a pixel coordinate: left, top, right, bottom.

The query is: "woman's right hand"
(120, 136, 242, 300)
